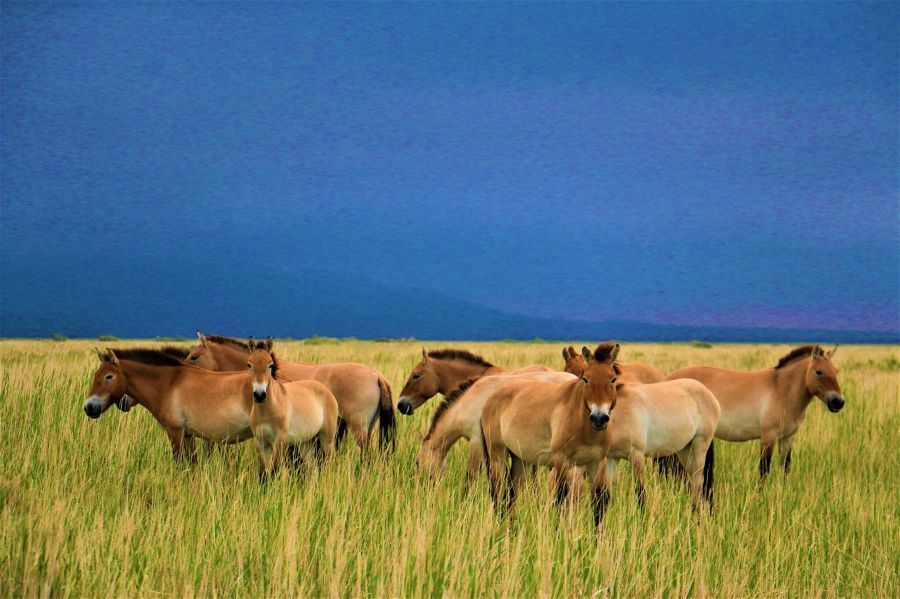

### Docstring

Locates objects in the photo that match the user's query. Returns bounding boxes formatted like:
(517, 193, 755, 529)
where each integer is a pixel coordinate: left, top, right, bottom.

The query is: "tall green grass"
(1, 340, 898, 596)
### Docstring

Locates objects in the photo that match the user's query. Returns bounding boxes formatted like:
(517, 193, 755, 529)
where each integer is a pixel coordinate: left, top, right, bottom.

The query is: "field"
(1, 339, 898, 597)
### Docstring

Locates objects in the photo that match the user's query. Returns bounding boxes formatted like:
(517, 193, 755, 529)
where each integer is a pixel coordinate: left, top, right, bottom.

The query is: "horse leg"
(552, 455, 570, 508)
(630, 451, 646, 511)
(183, 433, 198, 465)
(678, 440, 708, 512)
(758, 432, 777, 486)
(590, 459, 614, 527)
(166, 427, 186, 463)
(255, 437, 274, 483)
(779, 433, 795, 474)
(349, 421, 370, 457)
(508, 453, 527, 513)
(465, 440, 483, 488)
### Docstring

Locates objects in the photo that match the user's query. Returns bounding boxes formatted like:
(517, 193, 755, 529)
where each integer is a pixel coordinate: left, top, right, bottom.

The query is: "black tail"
(702, 440, 715, 508)
(335, 417, 348, 449)
(377, 376, 396, 452)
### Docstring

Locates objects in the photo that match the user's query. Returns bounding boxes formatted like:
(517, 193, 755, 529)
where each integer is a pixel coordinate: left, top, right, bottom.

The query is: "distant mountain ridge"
(1, 260, 896, 343)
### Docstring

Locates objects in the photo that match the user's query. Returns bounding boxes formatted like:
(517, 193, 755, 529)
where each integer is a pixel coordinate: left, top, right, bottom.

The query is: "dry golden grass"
(1, 339, 898, 597)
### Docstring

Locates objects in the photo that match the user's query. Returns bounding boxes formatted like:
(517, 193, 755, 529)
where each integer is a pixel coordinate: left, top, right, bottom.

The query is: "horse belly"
(716, 402, 762, 442)
(286, 403, 325, 444)
(500, 417, 552, 466)
(185, 403, 250, 442)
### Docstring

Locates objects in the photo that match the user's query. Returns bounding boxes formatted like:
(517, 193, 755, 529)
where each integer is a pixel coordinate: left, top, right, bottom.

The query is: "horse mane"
(426, 349, 494, 369)
(424, 378, 478, 441)
(104, 347, 188, 367)
(592, 343, 622, 375)
(204, 334, 251, 353)
(774, 345, 822, 369)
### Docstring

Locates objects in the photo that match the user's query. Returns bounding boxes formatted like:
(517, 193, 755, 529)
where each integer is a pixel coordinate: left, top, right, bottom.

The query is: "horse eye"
(581, 377, 588, 384)
(412, 374, 420, 379)
(246, 363, 252, 369)
(190, 355, 198, 361)
(268, 363, 274, 370)
(815, 370, 824, 377)
(104, 374, 113, 382)
(610, 376, 617, 384)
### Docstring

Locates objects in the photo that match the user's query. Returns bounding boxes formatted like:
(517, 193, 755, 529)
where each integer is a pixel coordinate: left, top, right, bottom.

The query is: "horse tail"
(702, 440, 715, 508)
(479, 419, 496, 505)
(377, 375, 396, 452)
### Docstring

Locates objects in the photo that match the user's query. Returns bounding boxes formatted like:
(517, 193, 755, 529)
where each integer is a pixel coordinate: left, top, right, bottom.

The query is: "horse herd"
(82, 333, 845, 526)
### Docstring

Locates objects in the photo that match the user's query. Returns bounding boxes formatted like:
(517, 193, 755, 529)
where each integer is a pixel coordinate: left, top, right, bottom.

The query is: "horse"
(665, 344, 845, 483)
(397, 348, 552, 415)
(416, 370, 576, 483)
(481, 343, 719, 525)
(561, 345, 664, 383)
(83, 347, 253, 462)
(186, 332, 394, 452)
(245, 338, 339, 480)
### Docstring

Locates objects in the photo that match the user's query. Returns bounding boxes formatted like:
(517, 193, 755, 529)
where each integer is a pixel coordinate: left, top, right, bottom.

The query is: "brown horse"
(397, 348, 552, 415)
(561, 345, 664, 383)
(666, 344, 845, 483)
(246, 338, 339, 480)
(83, 347, 253, 462)
(186, 332, 394, 451)
(416, 370, 576, 483)
(482, 343, 719, 525)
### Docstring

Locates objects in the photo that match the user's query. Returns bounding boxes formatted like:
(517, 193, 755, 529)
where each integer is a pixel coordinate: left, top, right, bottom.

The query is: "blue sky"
(1, 2, 898, 337)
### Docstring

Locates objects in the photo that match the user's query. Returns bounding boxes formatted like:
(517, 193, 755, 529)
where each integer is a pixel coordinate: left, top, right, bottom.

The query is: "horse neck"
(433, 359, 490, 393)
(774, 358, 813, 413)
(120, 361, 174, 420)
(209, 343, 250, 370)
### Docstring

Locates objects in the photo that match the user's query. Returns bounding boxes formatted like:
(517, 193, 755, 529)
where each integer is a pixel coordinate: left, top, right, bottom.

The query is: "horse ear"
(610, 343, 621, 362)
(421, 347, 429, 362)
(562, 347, 570, 360)
(265, 336, 273, 352)
(106, 348, 119, 365)
(248, 336, 255, 352)
(94, 347, 105, 362)
(828, 344, 839, 358)
(581, 346, 592, 363)
(811, 345, 822, 358)
(197, 330, 208, 347)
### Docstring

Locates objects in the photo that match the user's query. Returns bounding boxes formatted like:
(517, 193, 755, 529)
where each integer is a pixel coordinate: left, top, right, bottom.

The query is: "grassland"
(1, 339, 898, 597)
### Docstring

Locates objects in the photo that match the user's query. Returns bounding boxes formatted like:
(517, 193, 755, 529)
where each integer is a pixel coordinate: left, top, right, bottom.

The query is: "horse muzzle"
(397, 397, 414, 415)
(589, 412, 610, 431)
(83, 397, 104, 419)
(253, 390, 267, 403)
(826, 394, 845, 413)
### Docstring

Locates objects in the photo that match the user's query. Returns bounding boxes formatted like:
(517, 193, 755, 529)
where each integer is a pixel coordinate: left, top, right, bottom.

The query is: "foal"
(246, 338, 339, 480)
(482, 343, 719, 525)
(561, 345, 664, 383)
(666, 344, 845, 483)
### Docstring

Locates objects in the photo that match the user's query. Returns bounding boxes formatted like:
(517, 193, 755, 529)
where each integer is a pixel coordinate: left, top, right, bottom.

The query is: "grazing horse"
(83, 347, 253, 462)
(482, 343, 719, 525)
(186, 332, 394, 452)
(397, 348, 552, 415)
(245, 338, 339, 480)
(416, 370, 576, 483)
(561, 345, 664, 383)
(666, 344, 845, 483)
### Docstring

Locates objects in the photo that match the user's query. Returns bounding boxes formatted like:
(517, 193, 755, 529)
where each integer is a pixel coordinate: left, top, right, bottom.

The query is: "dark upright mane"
(592, 343, 622, 375)
(105, 347, 188, 367)
(426, 349, 494, 369)
(424, 378, 478, 441)
(774, 345, 822, 369)
(205, 334, 252, 353)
